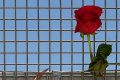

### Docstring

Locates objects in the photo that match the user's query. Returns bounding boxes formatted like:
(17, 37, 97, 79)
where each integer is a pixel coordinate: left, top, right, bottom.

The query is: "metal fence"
(0, 0, 120, 80)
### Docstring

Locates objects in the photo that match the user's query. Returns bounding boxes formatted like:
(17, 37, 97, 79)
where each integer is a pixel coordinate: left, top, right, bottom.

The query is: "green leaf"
(88, 43, 112, 77)
(80, 33, 84, 39)
(96, 44, 112, 59)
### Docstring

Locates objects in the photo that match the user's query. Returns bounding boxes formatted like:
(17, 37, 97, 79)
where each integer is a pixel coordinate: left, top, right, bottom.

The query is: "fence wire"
(0, 0, 120, 80)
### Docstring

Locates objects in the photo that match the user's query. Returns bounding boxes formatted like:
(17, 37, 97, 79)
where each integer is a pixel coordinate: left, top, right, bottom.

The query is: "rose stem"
(87, 34, 93, 62)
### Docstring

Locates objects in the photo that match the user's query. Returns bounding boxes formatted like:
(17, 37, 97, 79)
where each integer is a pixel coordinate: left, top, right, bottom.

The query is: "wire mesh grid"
(0, 0, 120, 80)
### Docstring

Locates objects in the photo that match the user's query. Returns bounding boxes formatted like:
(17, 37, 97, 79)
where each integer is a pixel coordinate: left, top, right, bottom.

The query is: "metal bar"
(59, 0, 63, 80)
(48, 0, 51, 73)
(37, 0, 40, 73)
(115, 0, 118, 80)
(3, 0, 6, 79)
(1, 41, 118, 42)
(104, 0, 107, 46)
(93, 1, 96, 80)
(60, 0, 62, 73)
(93, 0, 96, 57)
(15, 0, 17, 79)
(71, 0, 73, 80)
(0, 63, 119, 65)
(1, 19, 120, 20)
(0, 29, 110, 31)
(81, 0, 85, 80)
(0, 52, 120, 54)
(25, 0, 28, 79)
(0, 7, 120, 9)
(104, 0, 107, 80)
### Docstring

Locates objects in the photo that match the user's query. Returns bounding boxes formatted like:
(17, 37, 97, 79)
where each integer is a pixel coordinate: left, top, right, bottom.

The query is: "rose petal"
(75, 20, 101, 34)
(74, 5, 102, 34)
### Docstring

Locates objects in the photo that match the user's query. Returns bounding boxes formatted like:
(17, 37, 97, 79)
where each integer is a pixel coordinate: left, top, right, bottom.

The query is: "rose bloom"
(74, 5, 102, 34)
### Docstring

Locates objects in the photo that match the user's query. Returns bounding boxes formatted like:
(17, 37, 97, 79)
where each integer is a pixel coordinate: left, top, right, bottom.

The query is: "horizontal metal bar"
(0, 19, 120, 20)
(0, 64, 89, 65)
(0, 30, 119, 31)
(0, 63, 119, 65)
(0, 41, 119, 42)
(0, 52, 119, 54)
(1, 71, 120, 77)
(0, 7, 120, 9)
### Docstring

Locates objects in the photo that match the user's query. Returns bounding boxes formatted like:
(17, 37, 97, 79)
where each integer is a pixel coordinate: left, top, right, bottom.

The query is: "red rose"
(74, 5, 102, 34)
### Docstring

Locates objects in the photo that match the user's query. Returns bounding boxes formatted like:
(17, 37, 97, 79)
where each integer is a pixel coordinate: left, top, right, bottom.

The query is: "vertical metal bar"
(26, 0, 28, 80)
(37, 0, 40, 73)
(48, 0, 51, 73)
(15, 0, 17, 79)
(60, 0, 62, 73)
(3, 0, 6, 79)
(115, 0, 118, 80)
(59, 0, 62, 80)
(104, 0, 107, 80)
(48, 0, 51, 80)
(81, 0, 84, 80)
(2, 72, 4, 80)
(93, 1, 96, 80)
(104, 0, 107, 43)
(71, 0, 73, 80)
(93, 0, 95, 57)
